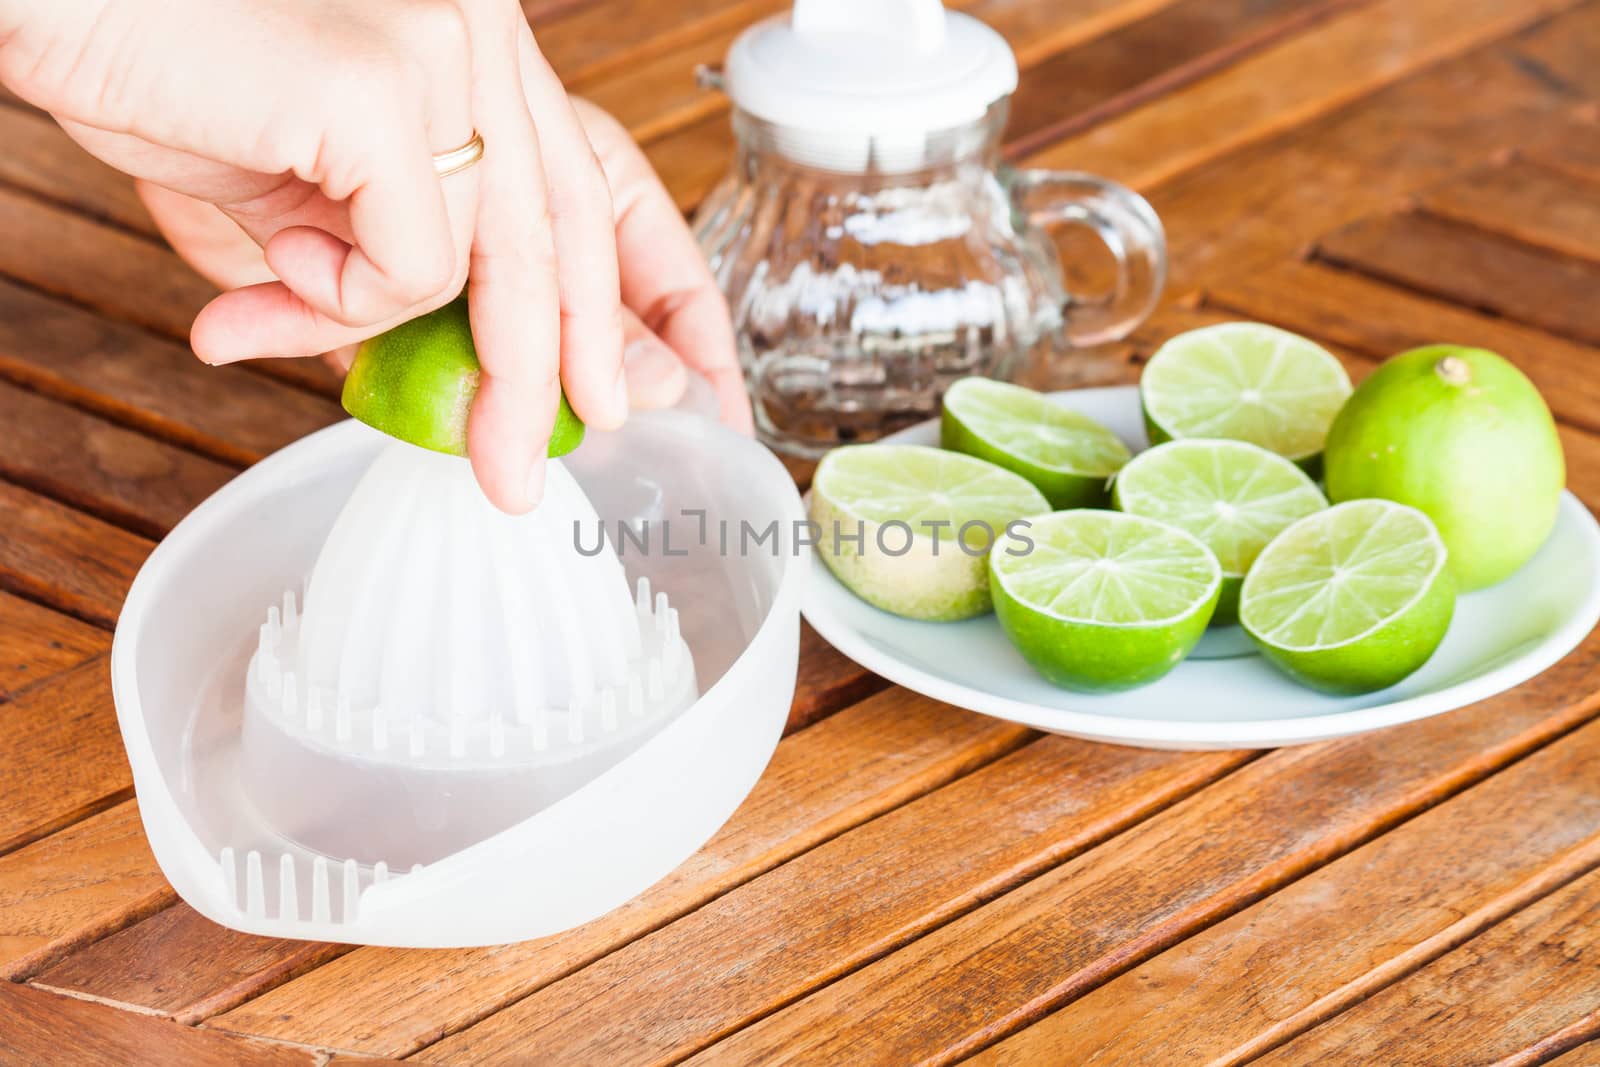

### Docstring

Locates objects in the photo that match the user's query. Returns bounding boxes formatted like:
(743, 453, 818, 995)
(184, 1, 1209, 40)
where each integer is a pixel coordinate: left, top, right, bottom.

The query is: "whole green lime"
(1323, 345, 1563, 591)
(342, 297, 584, 458)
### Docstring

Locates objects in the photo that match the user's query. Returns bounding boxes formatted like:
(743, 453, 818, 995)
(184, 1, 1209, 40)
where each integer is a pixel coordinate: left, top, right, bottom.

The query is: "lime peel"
(342, 296, 585, 458)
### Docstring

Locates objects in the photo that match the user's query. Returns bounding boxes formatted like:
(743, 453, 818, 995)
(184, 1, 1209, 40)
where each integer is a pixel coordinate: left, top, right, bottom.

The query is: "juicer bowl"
(110, 412, 807, 947)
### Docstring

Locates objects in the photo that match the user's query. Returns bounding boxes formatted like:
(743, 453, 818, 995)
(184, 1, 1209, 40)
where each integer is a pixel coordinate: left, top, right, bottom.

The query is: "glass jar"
(693, 100, 1165, 457)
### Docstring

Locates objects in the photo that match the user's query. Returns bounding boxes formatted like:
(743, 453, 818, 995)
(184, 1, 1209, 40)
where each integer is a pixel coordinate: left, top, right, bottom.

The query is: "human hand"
(131, 99, 754, 431)
(0, 0, 708, 511)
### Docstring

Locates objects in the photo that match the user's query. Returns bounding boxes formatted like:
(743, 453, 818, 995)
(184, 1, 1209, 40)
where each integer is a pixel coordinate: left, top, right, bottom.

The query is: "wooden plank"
(1525, 114, 1600, 185)
(1418, 158, 1600, 264)
(970, 710, 1600, 1065)
(540, 0, 777, 85)
(1314, 211, 1600, 347)
(0, 800, 173, 981)
(1205, 257, 1600, 434)
(0, 379, 235, 539)
(1257, 867, 1600, 1065)
(0, 481, 151, 628)
(687, 629, 1600, 1066)
(787, 621, 883, 734)
(0, 184, 213, 342)
(0, 591, 107, 702)
(0, 658, 129, 858)
(1136, 5, 1600, 292)
(0, 278, 342, 467)
(427, 739, 1250, 1064)
(1002, 0, 1365, 159)
(0, 982, 321, 1067)
(1550, 1039, 1600, 1066)
(32, 905, 347, 1025)
(1028, 0, 1583, 189)
(0, 107, 156, 236)
(207, 689, 1033, 1055)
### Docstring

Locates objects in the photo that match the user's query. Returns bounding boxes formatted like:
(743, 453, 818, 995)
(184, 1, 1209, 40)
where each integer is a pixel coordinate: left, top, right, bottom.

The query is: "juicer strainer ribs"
(236, 446, 699, 877)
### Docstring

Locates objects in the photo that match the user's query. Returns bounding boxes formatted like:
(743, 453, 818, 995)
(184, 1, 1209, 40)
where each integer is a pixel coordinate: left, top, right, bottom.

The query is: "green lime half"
(343, 297, 585, 457)
(810, 444, 1050, 621)
(1239, 499, 1455, 694)
(989, 510, 1222, 692)
(941, 377, 1131, 508)
(1141, 322, 1352, 469)
(1112, 439, 1327, 624)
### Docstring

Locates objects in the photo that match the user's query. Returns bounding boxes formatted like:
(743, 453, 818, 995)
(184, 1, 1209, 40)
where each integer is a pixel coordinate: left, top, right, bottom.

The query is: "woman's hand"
(0, 0, 747, 510)
(131, 98, 754, 433)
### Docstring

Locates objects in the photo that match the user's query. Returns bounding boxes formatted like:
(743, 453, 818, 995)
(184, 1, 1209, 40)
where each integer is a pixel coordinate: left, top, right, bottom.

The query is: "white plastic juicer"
(111, 410, 806, 947)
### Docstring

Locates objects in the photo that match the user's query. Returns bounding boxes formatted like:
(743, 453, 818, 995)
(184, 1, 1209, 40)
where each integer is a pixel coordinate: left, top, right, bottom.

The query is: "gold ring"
(432, 132, 484, 178)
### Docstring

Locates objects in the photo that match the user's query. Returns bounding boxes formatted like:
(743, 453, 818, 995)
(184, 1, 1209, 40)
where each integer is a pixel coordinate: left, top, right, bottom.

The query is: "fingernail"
(525, 456, 547, 510)
(623, 337, 688, 410)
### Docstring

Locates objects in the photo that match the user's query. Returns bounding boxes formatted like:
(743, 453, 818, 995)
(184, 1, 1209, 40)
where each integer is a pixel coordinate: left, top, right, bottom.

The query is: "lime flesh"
(990, 510, 1221, 692)
(1112, 439, 1327, 624)
(1240, 499, 1455, 694)
(941, 377, 1131, 508)
(1141, 322, 1352, 468)
(1323, 345, 1563, 591)
(811, 444, 1050, 621)
(343, 297, 585, 458)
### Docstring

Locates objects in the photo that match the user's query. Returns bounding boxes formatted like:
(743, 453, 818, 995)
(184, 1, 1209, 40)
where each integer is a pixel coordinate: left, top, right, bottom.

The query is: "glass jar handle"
(1007, 169, 1166, 348)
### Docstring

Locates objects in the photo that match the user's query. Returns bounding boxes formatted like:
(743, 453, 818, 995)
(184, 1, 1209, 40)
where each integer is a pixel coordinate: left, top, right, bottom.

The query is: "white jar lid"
(724, 0, 1018, 172)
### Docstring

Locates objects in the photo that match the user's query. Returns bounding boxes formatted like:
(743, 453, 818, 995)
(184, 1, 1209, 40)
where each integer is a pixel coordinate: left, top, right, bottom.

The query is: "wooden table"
(4, 1, 1600, 1063)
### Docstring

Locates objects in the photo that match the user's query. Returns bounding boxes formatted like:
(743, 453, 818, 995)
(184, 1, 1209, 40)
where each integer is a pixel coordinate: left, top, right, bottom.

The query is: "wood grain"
(32, 905, 346, 1025)
(0, 657, 129, 858)
(0, 801, 173, 981)
(208, 689, 1033, 1055)
(1314, 211, 1600, 347)
(1138, 7, 1600, 292)
(0, 379, 235, 538)
(786, 621, 883, 735)
(0, 982, 321, 1067)
(1418, 158, 1600, 263)
(1205, 257, 1600, 433)
(1258, 867, 1600, 1065)
(971, 710, 1600, 1065)
(1027, 0, 1582, 188)
(0, 278, 341, 467)
(0, 592, 107, 702)
(690, 631, 1600, 1065)
(0, 107, 156, 236)
(0, 481, 151, 628)
(428, 739, 1249, 1064)
(0, 184, 213, 342)
(1002, 0, 1364, 159)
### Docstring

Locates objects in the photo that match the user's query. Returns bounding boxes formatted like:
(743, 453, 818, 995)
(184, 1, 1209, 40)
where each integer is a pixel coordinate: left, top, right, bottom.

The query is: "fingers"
(573, 99, 753, 434)
(460, 0, 562, 513)
(194, 1, 478, 364)
(135, 180, 274, 291)
(622, 307, 688, 411)
(515, 29, 626, 432)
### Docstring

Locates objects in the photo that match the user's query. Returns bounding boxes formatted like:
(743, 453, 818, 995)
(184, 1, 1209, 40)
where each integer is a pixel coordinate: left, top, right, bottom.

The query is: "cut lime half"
(941, 377, 1131, 508)
(990, 510, 1222, 692)
(1240, 499, 1455, 694)
(1141, 322, 1351, 467)
(343, 297, 585, 458)
(1112, 439, 1327, 623)
(811, 444, 1050, 621)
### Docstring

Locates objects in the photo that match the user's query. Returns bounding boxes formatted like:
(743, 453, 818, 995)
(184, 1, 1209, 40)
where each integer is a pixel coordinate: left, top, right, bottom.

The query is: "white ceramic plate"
(801, 386, 1600, 749)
